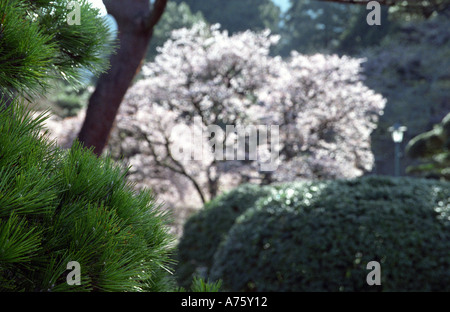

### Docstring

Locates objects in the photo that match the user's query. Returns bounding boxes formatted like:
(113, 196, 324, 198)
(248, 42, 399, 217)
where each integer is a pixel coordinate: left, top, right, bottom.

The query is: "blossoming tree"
(260, 52, 386, 181)
(108, 23, 386, 205)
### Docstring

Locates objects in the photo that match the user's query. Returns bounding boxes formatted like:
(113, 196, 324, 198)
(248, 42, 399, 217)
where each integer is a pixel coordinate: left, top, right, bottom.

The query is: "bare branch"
(134, 124, 207, 204)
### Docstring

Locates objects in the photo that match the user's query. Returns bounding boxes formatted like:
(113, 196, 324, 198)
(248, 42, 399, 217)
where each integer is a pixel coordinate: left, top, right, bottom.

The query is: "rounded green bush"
(175, 183, 276, 288)
(0, 102, 175, 291)
(209, 176, 450, 291)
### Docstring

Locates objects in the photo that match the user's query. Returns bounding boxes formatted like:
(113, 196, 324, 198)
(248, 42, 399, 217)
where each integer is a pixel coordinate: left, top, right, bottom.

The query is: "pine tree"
(0, 0, 113, 99)
(0, 0, 175, 292)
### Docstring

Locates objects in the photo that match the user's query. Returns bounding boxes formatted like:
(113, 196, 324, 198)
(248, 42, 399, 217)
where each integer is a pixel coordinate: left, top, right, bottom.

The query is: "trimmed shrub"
(0, 101, 175, 291)
(175, 184, 276, 288)
(209, 176, 450, 291)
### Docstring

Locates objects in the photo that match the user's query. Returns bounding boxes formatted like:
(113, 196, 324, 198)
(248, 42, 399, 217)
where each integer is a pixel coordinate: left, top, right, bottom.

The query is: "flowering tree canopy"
(260, 52, 386, 181)
(108, 23, 386, 205)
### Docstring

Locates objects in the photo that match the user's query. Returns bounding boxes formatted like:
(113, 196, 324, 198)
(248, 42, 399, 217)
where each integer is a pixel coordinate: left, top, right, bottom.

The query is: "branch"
(134, 125, 207, 204)
(103, 0, 167, 31)
(316, 0, 449, 12)
(145, 0, 168, 30)
(316, 0, 394, 5)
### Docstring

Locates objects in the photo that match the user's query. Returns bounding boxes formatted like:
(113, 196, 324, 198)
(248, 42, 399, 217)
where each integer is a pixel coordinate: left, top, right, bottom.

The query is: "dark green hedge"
(175, 183, 276, 288)
(208, 176, 450, 291)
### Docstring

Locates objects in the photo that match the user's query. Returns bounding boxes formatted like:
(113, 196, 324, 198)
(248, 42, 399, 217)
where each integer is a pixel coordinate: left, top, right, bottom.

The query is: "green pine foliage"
(0, 0, 113, 97)
(30, 0, 114, 83)
(176, 276, 222, 292)
(0, 0, 55, 97)
(0, 0, 220, 293)
(0, 100, 176, 291)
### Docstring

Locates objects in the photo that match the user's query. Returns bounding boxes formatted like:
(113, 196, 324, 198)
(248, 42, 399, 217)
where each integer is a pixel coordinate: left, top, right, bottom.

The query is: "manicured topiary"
(175, 183, 276, 288)
(209, 176, 450, 291)
(0, 101, 175, 291)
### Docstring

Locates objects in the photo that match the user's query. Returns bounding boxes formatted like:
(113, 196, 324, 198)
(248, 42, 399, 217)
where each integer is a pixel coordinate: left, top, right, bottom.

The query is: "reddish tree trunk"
(77, 0, 167, 156)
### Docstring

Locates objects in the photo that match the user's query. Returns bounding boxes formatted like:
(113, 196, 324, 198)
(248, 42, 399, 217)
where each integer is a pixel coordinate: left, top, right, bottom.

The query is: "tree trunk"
(76, 0, 167, 156)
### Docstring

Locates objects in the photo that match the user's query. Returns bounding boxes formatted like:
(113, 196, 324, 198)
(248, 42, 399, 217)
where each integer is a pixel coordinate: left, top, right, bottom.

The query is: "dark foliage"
(207, 176, 450, 291)
(175, 184, 276, 288)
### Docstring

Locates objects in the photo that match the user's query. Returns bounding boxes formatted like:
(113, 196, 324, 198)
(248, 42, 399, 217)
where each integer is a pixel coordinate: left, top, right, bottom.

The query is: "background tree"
(107, 24, 385, 205)
(316, 0, 449, 19)
(361, 15, 450, 176)
(278, 0, 392, 56)
(109, 24, 278, 204)
(280, 0, 360, 54)
(261, 52, 385, 182)
(76, 0, 168, 156)
(145, 2, 206, 61)
(336, 4, 392, 55)
(172, 0, 281, 34)
(406, 112, 450, 180)
(71, 0, 449, 157)
(388, 0, 449, 19)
